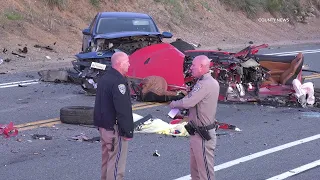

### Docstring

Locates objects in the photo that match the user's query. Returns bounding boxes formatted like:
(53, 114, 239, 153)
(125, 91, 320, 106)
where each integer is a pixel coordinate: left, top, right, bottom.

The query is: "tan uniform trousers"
(99, 125, 129, 180)
(190, 129, 217, 180)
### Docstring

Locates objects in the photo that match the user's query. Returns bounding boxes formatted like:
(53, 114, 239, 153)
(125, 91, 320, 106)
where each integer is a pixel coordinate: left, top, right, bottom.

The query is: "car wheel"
(60, 106, 94, 125)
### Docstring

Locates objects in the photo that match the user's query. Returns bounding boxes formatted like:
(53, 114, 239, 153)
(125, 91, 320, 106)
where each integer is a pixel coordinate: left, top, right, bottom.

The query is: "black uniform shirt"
(93, 67, 134, 138)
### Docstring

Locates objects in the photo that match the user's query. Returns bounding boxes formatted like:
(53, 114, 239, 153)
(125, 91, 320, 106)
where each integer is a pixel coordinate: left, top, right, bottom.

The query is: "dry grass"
(45, 0, 69, 10)
(220, 0, 320, 21)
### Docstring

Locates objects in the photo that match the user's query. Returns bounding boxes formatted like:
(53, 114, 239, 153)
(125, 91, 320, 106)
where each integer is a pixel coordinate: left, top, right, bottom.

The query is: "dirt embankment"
(0, 0, 320, 74)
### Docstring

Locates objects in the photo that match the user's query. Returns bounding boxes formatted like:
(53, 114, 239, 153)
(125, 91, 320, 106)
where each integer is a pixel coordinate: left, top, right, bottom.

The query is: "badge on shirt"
(118, 84, 126, 95)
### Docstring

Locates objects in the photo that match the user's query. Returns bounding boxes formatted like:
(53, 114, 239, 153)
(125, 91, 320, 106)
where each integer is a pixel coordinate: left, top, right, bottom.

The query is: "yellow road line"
(132, 102, 160, 108)
(132, 102, 168, 110)
(303, 74, 320, 78)
(16, 102, 167, 131)
(15, 118, 60, 128)
(304, 76, 320, 80)
(18, 121, 61, 131)
(305, 77, 320, 80)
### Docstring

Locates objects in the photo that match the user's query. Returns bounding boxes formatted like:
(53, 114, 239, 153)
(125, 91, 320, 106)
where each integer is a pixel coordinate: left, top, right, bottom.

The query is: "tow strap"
(0, 122, 19, 138)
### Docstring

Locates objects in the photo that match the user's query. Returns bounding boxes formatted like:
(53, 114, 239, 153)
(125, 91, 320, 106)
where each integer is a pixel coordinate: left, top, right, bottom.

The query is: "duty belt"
(198, 122, 218, 130)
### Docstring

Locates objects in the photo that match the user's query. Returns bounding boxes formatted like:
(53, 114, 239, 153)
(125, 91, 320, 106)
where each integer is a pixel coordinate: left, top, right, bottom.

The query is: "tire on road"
(60, 106, 94, 125)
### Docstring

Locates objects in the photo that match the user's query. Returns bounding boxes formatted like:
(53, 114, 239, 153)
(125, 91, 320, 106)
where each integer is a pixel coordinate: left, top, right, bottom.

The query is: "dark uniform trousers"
(190, 129, 216, 180)
(99, 125, 128, 180)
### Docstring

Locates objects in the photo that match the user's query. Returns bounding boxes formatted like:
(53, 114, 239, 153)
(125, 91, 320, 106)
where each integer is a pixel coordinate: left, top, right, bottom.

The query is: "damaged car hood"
(75, 51, 114, 60)
(93, 31, 162, 40)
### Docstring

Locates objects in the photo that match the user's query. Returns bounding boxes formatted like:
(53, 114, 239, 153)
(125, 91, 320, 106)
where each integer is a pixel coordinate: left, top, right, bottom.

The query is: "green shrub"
(90, 0, 100, 7)
(5, 11, 23, 20)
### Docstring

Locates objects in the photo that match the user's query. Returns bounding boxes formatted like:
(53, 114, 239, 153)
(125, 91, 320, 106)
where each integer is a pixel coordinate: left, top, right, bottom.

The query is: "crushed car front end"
(72, 32, 164, 94)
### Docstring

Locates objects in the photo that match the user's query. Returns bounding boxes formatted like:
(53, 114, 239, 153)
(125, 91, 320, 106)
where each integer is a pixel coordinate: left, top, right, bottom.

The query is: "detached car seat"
(279, 53, 303, 85)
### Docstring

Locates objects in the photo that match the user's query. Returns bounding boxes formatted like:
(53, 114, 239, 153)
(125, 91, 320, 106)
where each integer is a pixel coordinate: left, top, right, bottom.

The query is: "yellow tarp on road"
(133, 113, 189, 137)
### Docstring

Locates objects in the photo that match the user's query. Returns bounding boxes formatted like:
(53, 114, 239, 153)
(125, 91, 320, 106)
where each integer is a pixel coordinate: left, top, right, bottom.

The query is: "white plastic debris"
(0, 58, 3, 65)
(292, 79, 315, 107)
(87, 79, 97, 89)
(168, 108, 179, 118)
(45, 56, 51, 60)
(236, 83, 245, 96)
(153, 150, 160, 157)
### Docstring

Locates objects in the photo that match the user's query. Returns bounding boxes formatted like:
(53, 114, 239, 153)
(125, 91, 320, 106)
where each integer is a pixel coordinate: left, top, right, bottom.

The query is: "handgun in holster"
(184, 123, 196, 135)
(189, 121, 212, 141)
(188, 104, 212, 141)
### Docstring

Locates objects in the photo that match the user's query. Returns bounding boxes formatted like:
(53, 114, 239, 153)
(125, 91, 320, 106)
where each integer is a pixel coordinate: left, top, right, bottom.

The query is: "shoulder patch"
(188, 83, 202, 98)
(118, 84, 126, 94)
(192, 84, 201, 93)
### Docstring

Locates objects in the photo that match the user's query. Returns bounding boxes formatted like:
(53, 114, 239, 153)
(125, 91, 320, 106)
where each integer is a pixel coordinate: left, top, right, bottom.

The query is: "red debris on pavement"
(0, 122, 19, 138)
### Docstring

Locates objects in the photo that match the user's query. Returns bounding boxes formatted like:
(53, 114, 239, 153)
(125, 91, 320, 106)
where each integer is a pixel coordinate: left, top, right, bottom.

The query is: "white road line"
(273, 51, 320, 56)
(173, 134, 320, 180)
(0, 79, 38, 86)
(265, 159, 320, 180)
(263, 49, 320, 55)
(263, 49, 320, 56)
(0, 82, 39, 88)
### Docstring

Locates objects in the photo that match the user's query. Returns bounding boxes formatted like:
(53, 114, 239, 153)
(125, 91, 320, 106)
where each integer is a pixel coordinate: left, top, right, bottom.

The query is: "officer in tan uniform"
(169, 55, 219, 180)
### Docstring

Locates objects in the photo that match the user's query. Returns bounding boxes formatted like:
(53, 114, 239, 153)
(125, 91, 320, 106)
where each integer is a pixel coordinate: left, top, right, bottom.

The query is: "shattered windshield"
(96, 17, 158, 34)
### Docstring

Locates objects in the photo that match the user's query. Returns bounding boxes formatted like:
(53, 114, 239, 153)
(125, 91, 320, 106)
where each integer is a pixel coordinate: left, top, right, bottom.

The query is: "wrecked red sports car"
(125, 43, 307, 107)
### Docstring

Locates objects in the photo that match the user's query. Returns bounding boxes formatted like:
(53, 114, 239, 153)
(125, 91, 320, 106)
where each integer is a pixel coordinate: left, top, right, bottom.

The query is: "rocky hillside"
(0, 0, 320, 73)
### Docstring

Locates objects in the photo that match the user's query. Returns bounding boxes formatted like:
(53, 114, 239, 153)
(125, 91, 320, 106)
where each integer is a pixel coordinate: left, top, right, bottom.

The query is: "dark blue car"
(72, 12, 173, 94)
(81, 11, 172, 52)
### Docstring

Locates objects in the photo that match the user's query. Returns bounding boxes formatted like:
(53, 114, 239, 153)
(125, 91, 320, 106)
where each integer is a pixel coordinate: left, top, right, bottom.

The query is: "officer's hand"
(180, 90, 188, 95)
(123, 137, 132, 141)
(169, 101, 175, 109)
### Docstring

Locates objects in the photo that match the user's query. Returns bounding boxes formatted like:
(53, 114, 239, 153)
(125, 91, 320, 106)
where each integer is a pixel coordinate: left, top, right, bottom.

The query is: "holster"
(197, 126, 212, 141)
(190, 121, 212, 141)
(185, 104, 217, 141)
(184, 123, 195, 135)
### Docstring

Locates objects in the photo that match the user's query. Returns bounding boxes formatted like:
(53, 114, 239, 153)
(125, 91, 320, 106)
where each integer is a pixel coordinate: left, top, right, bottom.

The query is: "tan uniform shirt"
(170, 72, 220, 127)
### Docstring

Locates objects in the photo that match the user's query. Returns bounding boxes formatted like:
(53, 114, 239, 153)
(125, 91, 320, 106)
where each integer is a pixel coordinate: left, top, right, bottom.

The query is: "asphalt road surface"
(1, 43, 320, 180)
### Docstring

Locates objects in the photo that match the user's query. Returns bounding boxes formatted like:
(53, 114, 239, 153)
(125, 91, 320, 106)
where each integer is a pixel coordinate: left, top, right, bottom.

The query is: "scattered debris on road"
(18, 84, 27, 87)
(0, 122, 18, 138)
(2, 48, 8, 53)
(4, 58, 11, 62)
(10, 150, 19, 153)
(38, 69, 69, 82)
(70, 133, 100, 142)
(34, 44, 56, 52)
(71, 134, 89, 141)
(32, 134, 53, 140)
(153, 150, 160, 157)
(18, 47, 28, 54)
(11, 52, 26, 58)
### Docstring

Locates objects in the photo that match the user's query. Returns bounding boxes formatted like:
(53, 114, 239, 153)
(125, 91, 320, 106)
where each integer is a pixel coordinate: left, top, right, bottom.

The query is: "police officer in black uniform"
(94, 51, 133, 180)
